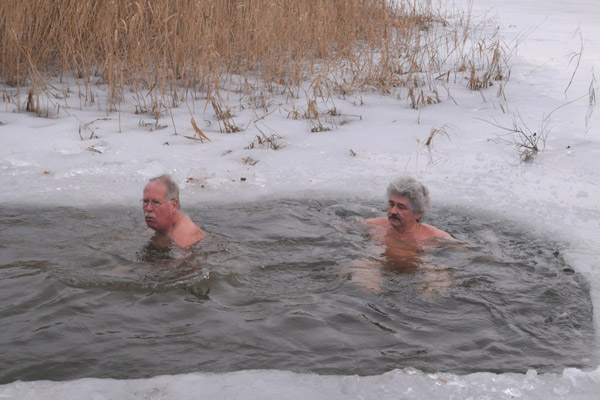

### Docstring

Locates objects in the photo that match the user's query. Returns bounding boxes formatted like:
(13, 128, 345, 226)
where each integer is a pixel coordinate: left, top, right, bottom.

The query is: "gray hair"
(386, 176, 431, 215)
(149, 174, 181, 209)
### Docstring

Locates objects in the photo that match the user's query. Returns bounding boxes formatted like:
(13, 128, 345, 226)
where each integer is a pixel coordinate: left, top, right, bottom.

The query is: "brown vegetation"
(0, 0, 511, 116)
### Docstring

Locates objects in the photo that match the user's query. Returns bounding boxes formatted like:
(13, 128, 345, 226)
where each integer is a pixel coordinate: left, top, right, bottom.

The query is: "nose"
(142, 201, 155, 211)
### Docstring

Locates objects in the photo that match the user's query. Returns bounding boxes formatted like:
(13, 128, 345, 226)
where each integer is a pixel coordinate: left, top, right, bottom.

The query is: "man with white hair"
(142, 174, 205, 248)
(366, 176, 451, 242)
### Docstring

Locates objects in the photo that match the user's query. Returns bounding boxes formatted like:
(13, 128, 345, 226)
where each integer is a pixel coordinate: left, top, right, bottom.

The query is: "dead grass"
(211, 97, 240, 133)
(424, 125, 451, 147)
(0, 0, 513, 120)
(245, 130, 284, 150)
(586, 73, 596, 133)
(487, 113, 550, 162)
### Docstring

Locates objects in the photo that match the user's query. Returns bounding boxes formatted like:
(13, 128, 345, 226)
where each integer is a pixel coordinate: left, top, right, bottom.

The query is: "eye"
(141, 199, 164, 207)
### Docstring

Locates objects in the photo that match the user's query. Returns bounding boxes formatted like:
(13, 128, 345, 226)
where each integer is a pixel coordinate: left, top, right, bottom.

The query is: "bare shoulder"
(172, 212, 206, 248)
(364, 217, 390, 235)
(181, 214, 205, 239)
(420, 223, 452, 240)
(365, 217, 389, 227)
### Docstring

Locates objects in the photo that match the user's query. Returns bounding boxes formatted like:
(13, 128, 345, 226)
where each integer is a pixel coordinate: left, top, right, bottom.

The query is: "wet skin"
(142, 181, 205, 248)
(352, 195, 454, 294)
(366, 194, 452, 242)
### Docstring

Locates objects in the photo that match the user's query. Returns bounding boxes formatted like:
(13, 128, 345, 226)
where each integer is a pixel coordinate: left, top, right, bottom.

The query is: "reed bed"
(0, 0, 512, 120)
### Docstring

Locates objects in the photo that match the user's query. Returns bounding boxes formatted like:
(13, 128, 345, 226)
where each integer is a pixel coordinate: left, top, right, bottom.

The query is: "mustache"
(388, 214, 401, 221)
(144, 212, 155, 218)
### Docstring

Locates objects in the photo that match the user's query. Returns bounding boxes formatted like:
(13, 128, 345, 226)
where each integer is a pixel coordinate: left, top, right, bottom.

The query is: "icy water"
(0, 199, 595, 383)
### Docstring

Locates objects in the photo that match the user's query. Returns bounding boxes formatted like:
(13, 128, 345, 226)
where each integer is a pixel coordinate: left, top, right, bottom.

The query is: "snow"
(1, 0, 599, 398)
(1, 368, 600, 400)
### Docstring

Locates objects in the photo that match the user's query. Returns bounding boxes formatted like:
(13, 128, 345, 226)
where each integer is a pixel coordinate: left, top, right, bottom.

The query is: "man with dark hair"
(142, 174, 205, 248)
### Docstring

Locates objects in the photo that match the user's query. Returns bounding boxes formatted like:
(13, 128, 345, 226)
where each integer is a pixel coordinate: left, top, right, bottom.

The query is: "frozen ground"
(1, 0, 599, 398)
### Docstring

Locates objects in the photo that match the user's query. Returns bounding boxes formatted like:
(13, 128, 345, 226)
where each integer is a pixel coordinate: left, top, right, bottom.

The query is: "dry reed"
(0, 0, 512, 118)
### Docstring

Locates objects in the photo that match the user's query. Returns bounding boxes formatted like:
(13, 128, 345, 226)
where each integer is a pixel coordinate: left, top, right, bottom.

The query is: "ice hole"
(0, 199, 595, 382)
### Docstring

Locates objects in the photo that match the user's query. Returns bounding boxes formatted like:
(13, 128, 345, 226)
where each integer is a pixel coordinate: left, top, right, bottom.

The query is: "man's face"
(387, 194, 421, 229)
(142, 181, 178, 233)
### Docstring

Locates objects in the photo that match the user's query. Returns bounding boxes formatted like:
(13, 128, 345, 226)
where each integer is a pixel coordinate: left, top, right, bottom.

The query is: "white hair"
(148, 174, 181, 209)
(386, 176, 431, 215)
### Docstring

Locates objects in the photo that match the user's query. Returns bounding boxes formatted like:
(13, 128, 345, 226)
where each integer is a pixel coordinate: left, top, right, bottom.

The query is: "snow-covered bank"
(2, 367, 600, 400)
(1, 0, 599, 398)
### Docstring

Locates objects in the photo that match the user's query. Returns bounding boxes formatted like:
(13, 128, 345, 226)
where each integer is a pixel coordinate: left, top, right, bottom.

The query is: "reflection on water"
(0, 199, 596, 383)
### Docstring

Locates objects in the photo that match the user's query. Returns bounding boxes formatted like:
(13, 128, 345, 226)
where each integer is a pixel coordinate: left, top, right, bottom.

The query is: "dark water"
(0, 199, 595, 383)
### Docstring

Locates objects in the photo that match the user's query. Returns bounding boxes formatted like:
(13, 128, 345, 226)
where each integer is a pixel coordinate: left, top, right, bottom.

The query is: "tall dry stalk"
(0, 0, 512, 116)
